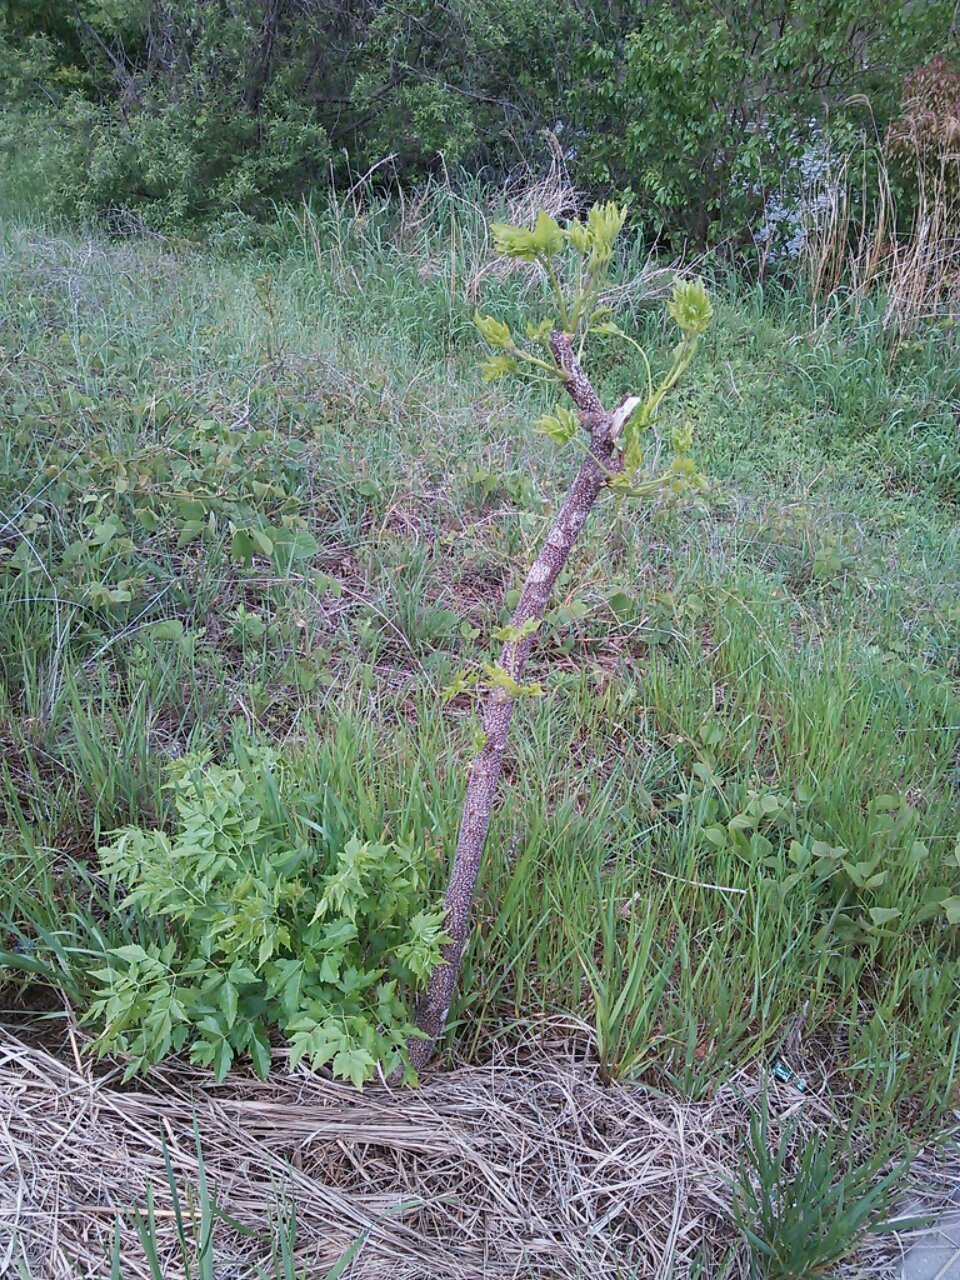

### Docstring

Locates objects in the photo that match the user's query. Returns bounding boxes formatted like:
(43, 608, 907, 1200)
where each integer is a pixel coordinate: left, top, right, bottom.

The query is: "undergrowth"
(0, 184, 958, 1149)
(86, 745, 447, 1086)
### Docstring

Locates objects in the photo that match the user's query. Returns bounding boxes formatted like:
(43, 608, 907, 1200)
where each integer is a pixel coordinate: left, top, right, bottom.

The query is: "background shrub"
(1, 0, 956, 241)
(570, 0, 954, 247)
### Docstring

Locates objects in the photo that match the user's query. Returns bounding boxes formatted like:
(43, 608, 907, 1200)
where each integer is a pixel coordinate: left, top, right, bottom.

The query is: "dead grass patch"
(0, 1025, 953, 1279)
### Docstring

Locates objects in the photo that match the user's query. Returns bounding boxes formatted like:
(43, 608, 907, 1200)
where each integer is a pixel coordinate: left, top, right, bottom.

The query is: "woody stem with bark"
(406, 331, 625, 1074)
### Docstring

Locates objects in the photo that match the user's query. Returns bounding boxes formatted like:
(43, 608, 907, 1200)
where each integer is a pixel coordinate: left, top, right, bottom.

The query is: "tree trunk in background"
(244, 0, 285, 116)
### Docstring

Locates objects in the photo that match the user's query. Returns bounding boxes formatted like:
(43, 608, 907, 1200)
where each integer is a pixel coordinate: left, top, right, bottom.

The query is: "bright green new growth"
(474, 204, 712, 499)
(730, 1095, 910, 1276)
(86, 749, 449, 1086)
(476, 202, 628, 366)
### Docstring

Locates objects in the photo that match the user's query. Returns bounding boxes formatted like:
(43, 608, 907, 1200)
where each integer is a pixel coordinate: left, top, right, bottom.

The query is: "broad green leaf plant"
(408, 203, 711, 1072)
(87, 748, 449, 1086)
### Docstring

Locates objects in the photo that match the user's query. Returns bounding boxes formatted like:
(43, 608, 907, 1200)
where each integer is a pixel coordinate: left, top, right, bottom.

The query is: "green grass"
(1, 182, 958, 1148)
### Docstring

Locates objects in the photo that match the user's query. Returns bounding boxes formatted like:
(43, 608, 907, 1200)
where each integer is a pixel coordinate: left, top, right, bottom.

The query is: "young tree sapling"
(406, 204, 712, 1073)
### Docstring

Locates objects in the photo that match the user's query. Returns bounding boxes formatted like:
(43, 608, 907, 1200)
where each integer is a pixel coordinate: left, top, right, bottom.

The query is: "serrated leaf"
(474, 312, 513, 348)
(290, 1021, 344, 1073)
(667, 277, 712, 335)
(591, 320, 627, 338)
(532, 210, 564, 255)
(222, 980, 238, 1028)
(214, 1037, 233, 1081)
(533, 403, 579, 444)
(190, 1039, 216, 1068)
(332, 1045, 376, 1089)
(524, 317, 553, 342)
(227, 965, 259, 986)
(480, 662, 543, 699)
(111, 944, 150, 964)
(492, 617, 541, 643)
(490, 221, 538, 260)
(248, 1027, 272, 1079)
(479, 354, 520, 382)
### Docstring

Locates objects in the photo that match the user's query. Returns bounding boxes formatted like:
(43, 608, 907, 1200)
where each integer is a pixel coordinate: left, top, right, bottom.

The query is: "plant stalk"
(406, 331, 624, 1073)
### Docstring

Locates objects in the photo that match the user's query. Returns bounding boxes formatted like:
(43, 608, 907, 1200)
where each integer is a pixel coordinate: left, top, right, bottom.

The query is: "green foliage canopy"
(0, 2, 956, 238)
(570, 0, 956, 244)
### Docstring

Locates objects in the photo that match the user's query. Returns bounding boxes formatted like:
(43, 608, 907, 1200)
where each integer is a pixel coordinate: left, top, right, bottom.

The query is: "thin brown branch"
(407, 333, 623, 1073)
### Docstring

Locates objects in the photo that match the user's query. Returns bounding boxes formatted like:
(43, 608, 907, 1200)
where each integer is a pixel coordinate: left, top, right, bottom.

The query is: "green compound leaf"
(667, 277, 713, 335)
(474, 311, 514, 348)
(534, 404, 579, 444)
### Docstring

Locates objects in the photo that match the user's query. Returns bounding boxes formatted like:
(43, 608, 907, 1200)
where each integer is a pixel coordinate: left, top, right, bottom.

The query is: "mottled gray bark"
(406, 331, 625, 1074)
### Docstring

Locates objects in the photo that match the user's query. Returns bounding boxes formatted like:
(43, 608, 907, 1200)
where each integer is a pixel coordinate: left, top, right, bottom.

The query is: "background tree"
(1, 0, 955, 240)
(570, 0, 957, 247)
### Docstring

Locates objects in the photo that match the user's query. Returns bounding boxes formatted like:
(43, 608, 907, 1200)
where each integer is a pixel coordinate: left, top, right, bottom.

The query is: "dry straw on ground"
(0, 1024, 952, 1279)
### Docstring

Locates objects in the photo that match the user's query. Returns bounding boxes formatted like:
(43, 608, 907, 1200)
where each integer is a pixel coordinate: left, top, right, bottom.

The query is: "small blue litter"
(771, 1060, 808, 1092)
